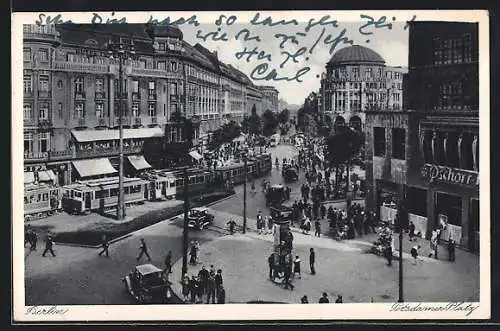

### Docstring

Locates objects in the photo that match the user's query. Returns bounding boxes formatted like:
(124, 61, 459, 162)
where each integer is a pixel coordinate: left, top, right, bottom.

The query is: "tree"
(278, 108, 290, 125)
(208, 121, 242, 151)
(325, 126, 364, 167)
(262, 109, 279, 137)
(248, 106, 262, 135)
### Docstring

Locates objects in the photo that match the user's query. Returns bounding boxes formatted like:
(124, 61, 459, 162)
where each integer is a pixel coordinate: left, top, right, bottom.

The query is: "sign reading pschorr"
(421, 163, 479, 187)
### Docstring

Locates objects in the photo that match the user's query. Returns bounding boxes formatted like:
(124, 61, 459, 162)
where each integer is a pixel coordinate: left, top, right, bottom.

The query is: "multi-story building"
(258, 85, 279, 113)
(319, 45, 406, 132)
(364, 21, 479, 252)
(23, 24, 277, 185)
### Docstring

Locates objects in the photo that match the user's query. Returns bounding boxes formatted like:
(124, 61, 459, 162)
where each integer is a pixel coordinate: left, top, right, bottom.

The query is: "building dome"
(328, 45, 385, 66)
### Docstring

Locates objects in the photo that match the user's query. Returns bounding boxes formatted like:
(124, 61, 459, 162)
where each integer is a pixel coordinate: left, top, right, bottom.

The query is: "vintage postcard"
(11, 10, 490, 322)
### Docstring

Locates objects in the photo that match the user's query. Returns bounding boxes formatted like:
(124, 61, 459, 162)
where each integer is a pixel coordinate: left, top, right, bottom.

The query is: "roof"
(135, 264, 163, 275)
(146, 24, 183, 40)
(71, 127, 164, 142)
(328, 45, 385, 66)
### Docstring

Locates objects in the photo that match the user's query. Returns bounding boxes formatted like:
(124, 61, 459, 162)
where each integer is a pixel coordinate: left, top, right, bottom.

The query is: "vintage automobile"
(270, 204, 293, 222)
(282, 166, 298, 182)
(122, 264, 174, 304)
(265, 184, 287, 207)
(187, 207, 214, 230)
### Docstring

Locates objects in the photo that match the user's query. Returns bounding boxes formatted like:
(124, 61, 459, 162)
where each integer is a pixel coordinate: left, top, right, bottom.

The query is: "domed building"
(319, 45, 407, 132)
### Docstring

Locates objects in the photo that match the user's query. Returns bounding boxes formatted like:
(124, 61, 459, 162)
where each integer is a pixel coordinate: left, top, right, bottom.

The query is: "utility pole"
(243, 153, 247, 234)
(398, 184, 407, 303)
(107, 38, 135, 221)
(181, 166, 189, 277)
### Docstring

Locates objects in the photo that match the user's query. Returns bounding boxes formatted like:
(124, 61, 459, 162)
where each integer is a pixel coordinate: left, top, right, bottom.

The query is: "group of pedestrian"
(189, 240, 201, 265)
(181, 265, 225, 304)
(24, 225, 39, 252)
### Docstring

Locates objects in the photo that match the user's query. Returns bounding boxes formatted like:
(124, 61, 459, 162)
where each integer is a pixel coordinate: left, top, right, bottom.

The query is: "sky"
(179, 18, 409, 105)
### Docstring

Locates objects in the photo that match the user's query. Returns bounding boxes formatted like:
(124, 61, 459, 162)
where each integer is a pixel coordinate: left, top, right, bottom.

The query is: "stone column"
(419, 129, 426, 161)
(457, 133, 464, 169)
(431, 131, 438, 164)
(443, 132, 449, 166)
(472, 134, 478, 171)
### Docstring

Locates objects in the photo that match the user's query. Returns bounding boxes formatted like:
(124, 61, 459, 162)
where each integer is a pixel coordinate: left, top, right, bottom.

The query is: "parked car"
(123, 264, 174, 304)
(187, 207, 214, 230)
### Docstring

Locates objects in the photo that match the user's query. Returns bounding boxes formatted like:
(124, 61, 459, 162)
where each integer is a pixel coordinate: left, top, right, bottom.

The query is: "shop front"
(418, 163, 479, 252)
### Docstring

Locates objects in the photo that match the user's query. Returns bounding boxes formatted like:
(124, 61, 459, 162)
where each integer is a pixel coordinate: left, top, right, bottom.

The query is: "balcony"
(24, 90, 34, 98)
(77, 118, 86, 127)
(130, 67, 179, 79)
(115, 92, 128, 100)
(38, 90, 51, 98)
(75, 92, 86, 100)
(24, 151, 48, 161)
(148, 92, 157, 100)
(113, 117, 131, 127)
(97, 118, 108, 127)
(95, 91, 106, 100)
(48, 150, 74, 161)
(150, 117, 158, 125)
(38, 119, 52, 131)
(132, 92, 141, 101)
(53, 61, 109, 74)
(170, 95, 179, 102)
(133, 117, 142, 126)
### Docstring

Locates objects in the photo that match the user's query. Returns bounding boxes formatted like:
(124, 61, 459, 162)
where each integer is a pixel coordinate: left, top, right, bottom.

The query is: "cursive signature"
(390, 302, 480, 317)
(26, 306, 70, 315)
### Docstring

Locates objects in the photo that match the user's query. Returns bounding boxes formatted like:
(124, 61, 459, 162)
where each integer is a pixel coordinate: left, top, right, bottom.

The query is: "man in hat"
(98, 234, 110, 257)
(309, 248, 316, 275)
(319, 292, 329, 303)
(42, 233, 56, 257)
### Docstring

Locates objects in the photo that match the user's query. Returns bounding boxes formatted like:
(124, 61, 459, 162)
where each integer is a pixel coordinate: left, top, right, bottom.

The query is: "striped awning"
(71, 127, 164, 142)
(72, 158, 117, 178)
(38, 170, 57, 183)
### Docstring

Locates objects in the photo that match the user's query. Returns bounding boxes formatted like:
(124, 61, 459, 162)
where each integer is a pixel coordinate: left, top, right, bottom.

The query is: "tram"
(24, 183, 61, 222)
(61, 176, 148, 214)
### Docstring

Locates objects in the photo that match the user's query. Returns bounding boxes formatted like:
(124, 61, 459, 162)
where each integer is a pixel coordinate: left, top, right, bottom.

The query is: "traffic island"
(35, 190, 234, 247)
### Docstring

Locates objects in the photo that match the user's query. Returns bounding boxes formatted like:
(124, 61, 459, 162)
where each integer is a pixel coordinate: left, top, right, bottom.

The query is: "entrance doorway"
(435, 192, 462, 242)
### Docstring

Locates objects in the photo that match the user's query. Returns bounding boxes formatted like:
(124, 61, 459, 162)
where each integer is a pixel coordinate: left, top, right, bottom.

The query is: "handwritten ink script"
(34, 12, 417, 83)
(390, 302, 480, 317)
(26, 306, 70, 316)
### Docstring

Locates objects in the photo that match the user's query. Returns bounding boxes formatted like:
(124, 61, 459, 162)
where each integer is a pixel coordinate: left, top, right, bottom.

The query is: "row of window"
(373, 127, 406, 160)
(432, 34, 473, 65)
(330, 67, 404, 80)
(421, 131, 478, 171)
(327, 82, 402, 90)
(23, 47, 49, 62)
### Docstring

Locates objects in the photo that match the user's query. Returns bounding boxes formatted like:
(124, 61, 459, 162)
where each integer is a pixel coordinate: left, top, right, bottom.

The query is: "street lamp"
(242, 149, 248, 234)
(107, 38, 136, 221)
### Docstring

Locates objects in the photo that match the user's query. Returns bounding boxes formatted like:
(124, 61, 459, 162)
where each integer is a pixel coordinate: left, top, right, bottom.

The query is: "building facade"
(258, 86, 280, 113)
(319, 45, 406, 132)
(364, 22, 479, 252)
(23, 24, 277, 185)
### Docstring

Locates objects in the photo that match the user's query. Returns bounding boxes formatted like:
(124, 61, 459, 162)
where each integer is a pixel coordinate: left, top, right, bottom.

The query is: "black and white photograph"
(12, 10, 490, 321)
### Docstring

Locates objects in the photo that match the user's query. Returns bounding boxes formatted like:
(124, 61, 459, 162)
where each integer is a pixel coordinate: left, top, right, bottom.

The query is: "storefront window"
(374, 127, 386, 157)
(391, 128, 406, 160)
(435, 192, 462, 227)
(407, 187, 427, 217)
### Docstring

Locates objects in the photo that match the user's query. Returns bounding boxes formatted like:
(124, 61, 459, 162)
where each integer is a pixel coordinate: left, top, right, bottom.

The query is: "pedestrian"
(428, 230, 438, 259)
(257, 211, 263, 234)
(320, 204, 326, 219)
(42, 233, 56, 257)
(227, 219, 236, 235)
(410, 245, 421, 265)
(164, 250, 172, 275)
(408, 221, 416, 241)
(267, 216, 273, 234)
(195, 241, 201, 263)
(314, 219, 321, 237)
(25, 225, 33, 248)
(198, 265, 210, 297)
(309, 248, 316, 275)
(386, 240, 393, 266)
(98, 234, 110, 258)
(301, 295, 309, 303)
(189, 242, 197, 265)
(268, 253, 275, 280)
(448, 237, 456, 262)
(181, 273, 190, 302)
(136, 238, 151, 262)
(283, 254, 294, 290)
(217, 286, 226, 304)
(206, 271, 216, 304)
(319, 292, 329, 303)
(293, 255, 301, 279)
(215, 269, 223, 296)
(29, 229, 38, 251)
(189, 275, 199, 303)
(335, 295, 343, 303)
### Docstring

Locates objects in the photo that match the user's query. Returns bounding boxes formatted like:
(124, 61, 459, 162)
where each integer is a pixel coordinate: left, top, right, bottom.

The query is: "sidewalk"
(170, 217, 479, 304)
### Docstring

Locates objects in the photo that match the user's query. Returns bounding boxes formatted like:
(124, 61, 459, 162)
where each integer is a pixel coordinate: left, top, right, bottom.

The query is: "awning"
(72, 158, 117, 178)
(127, 155, 152, 171)
(38, 170, 57, 183)
(189, 150, 203, 161)
(71, 127, 164, 142)
(24, 172, 35, 184)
